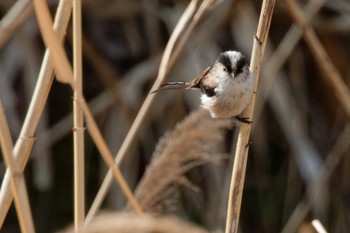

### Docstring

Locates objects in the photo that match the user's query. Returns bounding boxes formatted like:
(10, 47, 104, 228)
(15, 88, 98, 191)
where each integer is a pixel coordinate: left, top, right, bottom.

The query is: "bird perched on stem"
(152, 50, 254, 124)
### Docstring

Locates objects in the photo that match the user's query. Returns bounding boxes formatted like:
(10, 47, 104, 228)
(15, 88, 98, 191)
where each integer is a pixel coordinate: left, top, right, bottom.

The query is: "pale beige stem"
(225, 0, 276, 233)
(73, 0, 85, 230)
(32, 0, 142, 215)
(0, 0, 72, 228)
(0, 99, 35, 233)
(169, 0, 215, 69)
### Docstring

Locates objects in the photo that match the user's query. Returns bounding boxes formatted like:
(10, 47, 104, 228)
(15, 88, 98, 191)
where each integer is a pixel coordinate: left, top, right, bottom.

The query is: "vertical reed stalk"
(32, 0, 142, 215)
(0, 0, 72, 228)
(225, 0, 276, 232)
(73, 0, 85, 230)
(0, 99, 35, 233)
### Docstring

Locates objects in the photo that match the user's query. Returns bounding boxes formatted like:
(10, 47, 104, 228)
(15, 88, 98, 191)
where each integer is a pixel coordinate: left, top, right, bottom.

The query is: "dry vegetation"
(0, 0, 350, 232)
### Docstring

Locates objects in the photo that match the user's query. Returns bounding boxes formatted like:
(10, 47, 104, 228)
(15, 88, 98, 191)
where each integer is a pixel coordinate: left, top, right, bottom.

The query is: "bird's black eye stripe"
(235, 56, 246, 75)
(218, 53, 233, 74)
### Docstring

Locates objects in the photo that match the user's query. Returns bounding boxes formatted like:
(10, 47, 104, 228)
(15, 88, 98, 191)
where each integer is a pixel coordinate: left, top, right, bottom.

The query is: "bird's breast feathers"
(201, 72, 254, 118)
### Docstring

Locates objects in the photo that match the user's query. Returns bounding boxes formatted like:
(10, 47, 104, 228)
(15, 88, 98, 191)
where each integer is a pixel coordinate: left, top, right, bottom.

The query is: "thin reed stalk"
(73, 0, 85, 230)
(32, 0, 142, 215)
(0, 0, 72, 227)
(85, 0, 201, 224)
(284, 0, 350, 118)
(0, 99, 35, 233)
(225, 0, 276, 232)
(168, 0, 215, 69)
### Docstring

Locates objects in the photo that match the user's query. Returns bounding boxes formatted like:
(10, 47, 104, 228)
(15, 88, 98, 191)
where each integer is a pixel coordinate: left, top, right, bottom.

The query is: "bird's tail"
(150, 81, 190, 93)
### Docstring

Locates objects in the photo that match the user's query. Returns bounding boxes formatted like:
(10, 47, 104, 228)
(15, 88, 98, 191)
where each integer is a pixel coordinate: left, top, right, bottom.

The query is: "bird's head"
(211, 51, 250, 83)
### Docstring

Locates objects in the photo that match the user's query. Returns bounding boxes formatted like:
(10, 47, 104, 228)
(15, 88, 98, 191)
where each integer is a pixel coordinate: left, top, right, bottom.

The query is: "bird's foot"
(234, 116, 253, 124)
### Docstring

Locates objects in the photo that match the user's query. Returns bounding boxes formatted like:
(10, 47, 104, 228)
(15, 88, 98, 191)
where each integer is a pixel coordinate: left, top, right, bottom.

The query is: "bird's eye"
(223, 67, 227, 72)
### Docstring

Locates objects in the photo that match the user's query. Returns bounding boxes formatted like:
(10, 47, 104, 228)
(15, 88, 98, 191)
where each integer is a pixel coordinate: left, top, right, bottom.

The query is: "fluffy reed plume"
(135, 108, 233, 212)
(58, 212, 209, 233)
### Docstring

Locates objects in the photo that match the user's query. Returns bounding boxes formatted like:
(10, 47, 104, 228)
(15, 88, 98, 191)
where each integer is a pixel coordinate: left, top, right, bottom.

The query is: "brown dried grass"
(135, 108, 233, 212)
(58, 212, 208, 233)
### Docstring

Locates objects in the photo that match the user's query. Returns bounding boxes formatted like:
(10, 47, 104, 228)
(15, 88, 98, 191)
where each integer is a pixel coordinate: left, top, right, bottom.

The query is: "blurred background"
(0, 0, 350, 232)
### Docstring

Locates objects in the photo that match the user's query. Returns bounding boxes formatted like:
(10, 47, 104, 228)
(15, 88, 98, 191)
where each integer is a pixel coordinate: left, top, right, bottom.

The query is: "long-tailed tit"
(153, 51, 254, 124)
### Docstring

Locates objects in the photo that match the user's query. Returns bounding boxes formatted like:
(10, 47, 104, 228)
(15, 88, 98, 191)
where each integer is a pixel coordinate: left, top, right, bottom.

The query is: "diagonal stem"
(0, 99, 35, 233)
(284, 0, 350, 118)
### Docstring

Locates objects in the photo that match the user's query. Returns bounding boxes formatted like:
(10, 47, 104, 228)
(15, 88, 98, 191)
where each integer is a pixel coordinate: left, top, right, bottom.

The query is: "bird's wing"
(186, 66, 211, 89)
(189, 66, 217, 97)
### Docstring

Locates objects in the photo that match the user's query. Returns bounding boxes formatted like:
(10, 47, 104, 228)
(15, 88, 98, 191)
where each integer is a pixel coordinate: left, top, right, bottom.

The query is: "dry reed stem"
(254, 0, 327, 121)
(0, 0, 33, 49)
(0, 99, 35, 233)
(85, 0, 200, 224)
(73, 0, 85, 230)
(284, 0, 350, 118)
(225, 0, 276, 233)
(32, 0, 142, 215)
(281, 124, 350, 233)
(0, 0, 73, 227)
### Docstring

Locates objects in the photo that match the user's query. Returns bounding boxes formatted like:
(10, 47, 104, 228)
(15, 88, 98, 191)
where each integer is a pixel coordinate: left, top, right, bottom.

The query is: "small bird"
(152, 50, 254, 124)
